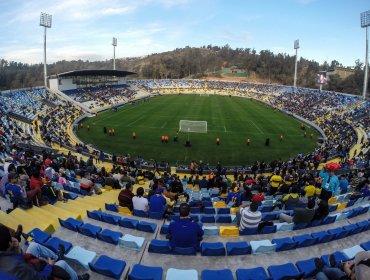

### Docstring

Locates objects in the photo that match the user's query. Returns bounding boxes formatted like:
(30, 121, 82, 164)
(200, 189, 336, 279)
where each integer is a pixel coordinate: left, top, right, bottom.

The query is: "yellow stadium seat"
(105, 185, 113, 190)
(25, 206, 60, 230)
(328, 197, 337, 205)
(43, 204, 82, 221)
(0, 211, 21, 231)
(219, 226, 240, 237)
(54, 202, 88, 219)
(336, 202, 347, 211)
(8, 208, 55, 234)
(118, 206, 132, 215)
(213, 201, 226, 208)
(230, 207, 240, 215)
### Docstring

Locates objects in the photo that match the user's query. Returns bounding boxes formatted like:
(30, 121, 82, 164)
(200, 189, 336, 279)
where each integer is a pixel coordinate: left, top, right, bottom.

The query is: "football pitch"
(77, 94, 319, 166)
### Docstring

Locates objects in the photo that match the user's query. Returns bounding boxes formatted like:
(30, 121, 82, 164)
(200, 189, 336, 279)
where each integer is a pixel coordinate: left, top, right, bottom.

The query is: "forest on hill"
(0, 45, 367, 95)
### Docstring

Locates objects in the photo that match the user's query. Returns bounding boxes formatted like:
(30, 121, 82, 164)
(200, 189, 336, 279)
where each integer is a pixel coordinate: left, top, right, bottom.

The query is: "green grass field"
(77, 95, 319, 166)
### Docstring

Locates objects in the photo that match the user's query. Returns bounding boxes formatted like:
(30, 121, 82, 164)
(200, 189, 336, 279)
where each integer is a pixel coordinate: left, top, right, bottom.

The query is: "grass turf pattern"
(77, 95, 319, 166)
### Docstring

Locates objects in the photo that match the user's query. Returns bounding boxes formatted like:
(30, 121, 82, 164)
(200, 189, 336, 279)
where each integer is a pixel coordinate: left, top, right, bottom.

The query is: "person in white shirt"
(132, 187, 149, 212)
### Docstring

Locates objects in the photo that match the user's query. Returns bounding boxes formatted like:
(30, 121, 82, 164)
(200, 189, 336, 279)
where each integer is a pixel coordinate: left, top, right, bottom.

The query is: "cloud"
(219, 30, 253, 43)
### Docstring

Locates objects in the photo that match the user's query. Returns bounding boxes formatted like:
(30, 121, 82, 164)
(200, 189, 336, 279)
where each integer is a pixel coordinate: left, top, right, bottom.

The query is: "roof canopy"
(54, 69, 136, 78)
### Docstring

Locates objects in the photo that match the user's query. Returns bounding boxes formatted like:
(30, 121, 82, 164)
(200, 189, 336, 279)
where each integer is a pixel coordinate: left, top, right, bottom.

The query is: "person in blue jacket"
(167, 203, 204, 251)
(319, 167, 339, 201)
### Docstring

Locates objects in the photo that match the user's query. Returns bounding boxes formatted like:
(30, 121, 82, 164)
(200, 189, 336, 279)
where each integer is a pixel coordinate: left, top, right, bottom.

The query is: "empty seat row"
(153, 219, 370, 256)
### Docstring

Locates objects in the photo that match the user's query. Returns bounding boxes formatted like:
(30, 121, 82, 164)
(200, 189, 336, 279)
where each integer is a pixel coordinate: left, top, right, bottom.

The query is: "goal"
(179, 120, 207, 133)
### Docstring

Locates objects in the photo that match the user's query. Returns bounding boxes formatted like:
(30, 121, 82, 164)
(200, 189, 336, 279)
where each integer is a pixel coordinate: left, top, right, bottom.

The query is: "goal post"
(179, 120, 207, 133)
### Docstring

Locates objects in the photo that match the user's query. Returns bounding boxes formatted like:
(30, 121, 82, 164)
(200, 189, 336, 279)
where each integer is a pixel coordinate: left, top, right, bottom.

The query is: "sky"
(0, 0, 369, 67)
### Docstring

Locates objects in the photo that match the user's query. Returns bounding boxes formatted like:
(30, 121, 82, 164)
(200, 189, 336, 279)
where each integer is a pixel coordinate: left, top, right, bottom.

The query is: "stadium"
(1, 3, 370, 280)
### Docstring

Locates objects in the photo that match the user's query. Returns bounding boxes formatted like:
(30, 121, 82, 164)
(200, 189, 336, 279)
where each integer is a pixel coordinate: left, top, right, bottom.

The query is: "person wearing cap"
(0, 225, 89, 280)
(118, 183, 135, 211)
(319, 163, 340, 201)
(167, 203, 204, 251)
(5, 173, 46, 207)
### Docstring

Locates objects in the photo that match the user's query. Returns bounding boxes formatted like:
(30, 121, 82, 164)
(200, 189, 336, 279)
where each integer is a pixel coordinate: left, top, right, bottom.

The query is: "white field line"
(249, 120, 264, 134)
(127, 116, 145, 127)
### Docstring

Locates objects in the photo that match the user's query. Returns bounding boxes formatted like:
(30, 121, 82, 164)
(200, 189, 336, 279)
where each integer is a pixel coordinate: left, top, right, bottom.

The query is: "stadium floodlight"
(112, 37, 117, 70)
(293, 39, 299, 91)
(40, 12, 52, 88)
(361, 11, 370, 99)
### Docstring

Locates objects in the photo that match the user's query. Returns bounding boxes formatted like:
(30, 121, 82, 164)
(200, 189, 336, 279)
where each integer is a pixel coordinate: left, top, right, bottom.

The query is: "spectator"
(132, 187, 148, 212)
(5, 173, 46, 207)
(279, 198, 315, 224)
(313, 199, 329, 221)
(167, 203, 204, 251)
(237, 201, 262, 231)
(339, 175, 349, 194)
(118, 183, 134, 211)
(149, 187, 167, 213)
(319, 165, 340, 201)
(0, 225, 90, 280)
(226, 186, 241, 207)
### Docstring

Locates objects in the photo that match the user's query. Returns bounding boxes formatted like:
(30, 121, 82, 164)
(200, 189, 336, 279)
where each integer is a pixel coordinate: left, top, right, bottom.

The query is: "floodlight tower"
(112, 37, 117, 70)
(361, 11, 370, 99)
(40, 12, 52, 88)
(293, 39, 299, 91)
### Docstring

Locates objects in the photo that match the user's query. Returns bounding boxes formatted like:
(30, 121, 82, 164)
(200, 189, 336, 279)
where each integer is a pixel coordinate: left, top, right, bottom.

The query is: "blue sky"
(0, 0, 368, 67)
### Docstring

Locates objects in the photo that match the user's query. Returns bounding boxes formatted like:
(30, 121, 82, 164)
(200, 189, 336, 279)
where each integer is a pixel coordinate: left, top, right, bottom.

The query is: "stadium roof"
(54, 69, 136, 78)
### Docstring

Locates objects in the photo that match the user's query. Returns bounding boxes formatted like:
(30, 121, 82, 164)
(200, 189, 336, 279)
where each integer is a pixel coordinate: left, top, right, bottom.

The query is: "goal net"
(179, 120, 207, 133)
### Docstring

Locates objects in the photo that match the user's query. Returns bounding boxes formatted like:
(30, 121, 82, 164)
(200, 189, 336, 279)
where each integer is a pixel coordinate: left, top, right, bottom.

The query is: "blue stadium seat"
(311, 231, 334, 243)
(133, 209, 148, 218)
(26, 228, 51, 244)
(201, 242, 226, 256)
(190, 207, 201, 214)
(262, 213, 278, 221)
(89, 255, 126, 279)
(202, 269, 233, 280)
(356, 220, 370, 231)
(296, 258, 317, 278)
(293, 234, 317, 248)
(119, 218, 138, 229)
(328, 227, 350, 239)
(268, 263, 303, 280)
(308, 219, 323, 227)
(58, 217, 83, 231)
(260, 205, 273, 213)
(215, 215, 232, 223)
(201, 215, 216, 223)
(342, 245, 365, 259)
(292, 223, 308, 230)
(43, 237, 72, 254)
(105, 203, 119, 212)
(259, 225, 277, 234)
(77, 223, 102, 238)
(137, 221, 157, 233)
(204, 207, 216, 214)
(86, 210, 102, 221)
(322, 215, 336, 225)
(63, 192, 78, 200)
(160, 224, 169, 234)
(272, 237, 298, 251)
(236, 267, 269, 280)
(148, 240, 172, 254)
(97, 229, 123, 245)
(360, 240, 370, 251)
(226, 241, 251, 256)
(190, 214, 200, 222)
(0, 271, 18, 280)
(149, 211, 163, 220)
(173, 246, 197, 255)
(343, 224, 362, 235)
(321, 252, 349, 266)
(128, 264, 163, 280)
(101, 213, 121, 225)
(217, 208, 230, 214)
(240, 227, 259, 235)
